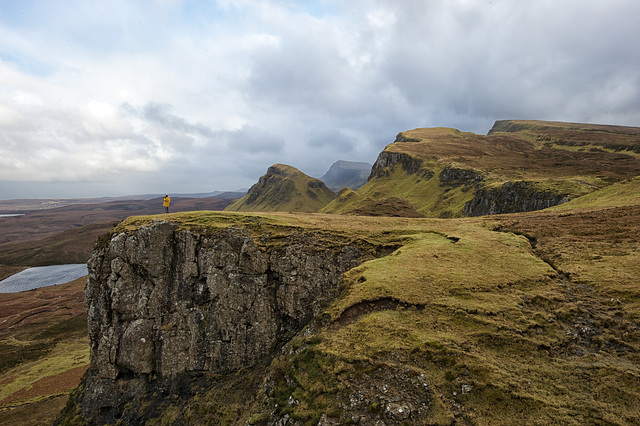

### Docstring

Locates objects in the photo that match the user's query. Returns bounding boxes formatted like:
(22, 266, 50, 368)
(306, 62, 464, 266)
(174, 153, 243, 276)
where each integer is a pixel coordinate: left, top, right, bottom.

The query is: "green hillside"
(323, 121, 640, 217)
(548, 176, 640, 211)
(79, 197, 640, 424)
(49, 119, 640, 425)
(224, 164, 336, 213)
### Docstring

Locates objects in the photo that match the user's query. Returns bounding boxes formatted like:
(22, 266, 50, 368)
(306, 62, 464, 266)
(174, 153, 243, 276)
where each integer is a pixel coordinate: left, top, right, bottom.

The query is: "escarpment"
(369, 151, 426, 179)
(81, 220, 363, 424)
(463, 181, 573, 215)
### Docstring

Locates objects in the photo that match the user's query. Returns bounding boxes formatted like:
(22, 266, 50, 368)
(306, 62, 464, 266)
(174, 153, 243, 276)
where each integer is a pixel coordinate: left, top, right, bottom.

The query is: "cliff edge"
(80, 219, 363, 424)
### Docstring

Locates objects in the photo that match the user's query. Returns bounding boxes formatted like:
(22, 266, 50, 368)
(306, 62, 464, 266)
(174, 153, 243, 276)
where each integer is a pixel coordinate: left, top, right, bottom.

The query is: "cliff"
(323, 122, 640, 217)
(462, 181, 573, 215)
(59, 204, 640, 424)
(80, 219, 363, 424)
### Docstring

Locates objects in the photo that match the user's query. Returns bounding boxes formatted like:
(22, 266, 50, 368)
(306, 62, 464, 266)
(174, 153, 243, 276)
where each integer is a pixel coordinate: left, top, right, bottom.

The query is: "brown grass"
(0, 277, 88, 425)
(0, 276, 86, 336)
(0, 364, 88, 405)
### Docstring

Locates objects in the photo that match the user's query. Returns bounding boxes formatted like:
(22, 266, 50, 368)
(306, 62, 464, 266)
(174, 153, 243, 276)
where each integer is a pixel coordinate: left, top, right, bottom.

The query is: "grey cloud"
(220, 125, 285, 155)
(306, 127, 356, 151)
(120, 102, 217, 140)
(1, 0, 639, 199)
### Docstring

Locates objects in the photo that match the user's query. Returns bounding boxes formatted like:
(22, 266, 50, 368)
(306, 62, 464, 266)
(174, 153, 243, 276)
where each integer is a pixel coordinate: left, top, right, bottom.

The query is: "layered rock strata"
(463, 181, 572, 215)
(81, 220, 362, 423)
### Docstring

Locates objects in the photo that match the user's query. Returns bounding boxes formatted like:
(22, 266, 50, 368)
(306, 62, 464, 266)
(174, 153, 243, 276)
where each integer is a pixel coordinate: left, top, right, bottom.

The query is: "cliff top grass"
(122, 200, 640, 424)
(391, 123, 640, 182)
(114, 210, 557, 314)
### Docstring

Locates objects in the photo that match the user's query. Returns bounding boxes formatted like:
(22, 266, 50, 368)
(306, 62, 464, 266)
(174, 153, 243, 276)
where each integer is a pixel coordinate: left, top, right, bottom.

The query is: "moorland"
(2, 119, 640, 424)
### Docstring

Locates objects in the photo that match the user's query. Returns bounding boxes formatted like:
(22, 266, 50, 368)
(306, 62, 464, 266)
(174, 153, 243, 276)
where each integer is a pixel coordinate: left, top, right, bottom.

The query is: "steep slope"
(225, 164, 336, 213)
(323, 121, 640, 217)
(319, 160, 372, 192)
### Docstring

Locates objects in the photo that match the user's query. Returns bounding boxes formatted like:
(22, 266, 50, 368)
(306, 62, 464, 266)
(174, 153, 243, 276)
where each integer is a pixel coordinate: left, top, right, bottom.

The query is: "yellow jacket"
(163, 196, 170, 207)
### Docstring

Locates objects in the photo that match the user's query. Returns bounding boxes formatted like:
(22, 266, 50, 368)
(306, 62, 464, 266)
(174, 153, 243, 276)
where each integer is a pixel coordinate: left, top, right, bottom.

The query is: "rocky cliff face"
(463, 181, 572, 215)
(81, 220, 362, 424)
(369, 151, 431, 180)
(439, 166, 485, 187)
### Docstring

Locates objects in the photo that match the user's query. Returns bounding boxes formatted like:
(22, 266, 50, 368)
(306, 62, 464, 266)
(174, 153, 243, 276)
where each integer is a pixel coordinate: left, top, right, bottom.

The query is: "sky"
(1, 0, 639, 199)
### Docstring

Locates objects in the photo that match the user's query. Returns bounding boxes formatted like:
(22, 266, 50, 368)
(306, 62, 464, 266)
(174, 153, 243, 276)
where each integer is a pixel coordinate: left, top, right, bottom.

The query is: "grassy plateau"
(94, 182, 640, 425)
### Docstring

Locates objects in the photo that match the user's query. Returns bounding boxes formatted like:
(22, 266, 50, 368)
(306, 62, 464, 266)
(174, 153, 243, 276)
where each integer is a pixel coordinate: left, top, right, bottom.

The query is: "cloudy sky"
(1, 0, 639, 199)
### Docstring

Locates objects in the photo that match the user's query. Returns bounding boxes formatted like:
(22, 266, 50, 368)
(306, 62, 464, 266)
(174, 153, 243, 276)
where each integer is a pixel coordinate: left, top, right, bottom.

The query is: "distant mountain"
(323, 120, 640, 217)
(224, 164, 336, 212)
(319, 160, 372, 192)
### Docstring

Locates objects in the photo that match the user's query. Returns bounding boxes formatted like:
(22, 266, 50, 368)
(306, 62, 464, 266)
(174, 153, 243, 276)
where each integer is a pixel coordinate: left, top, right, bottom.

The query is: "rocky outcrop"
(439, 166, 485, 187)
(369, 152, 428, 179)
(81, 220, 362, 424)
(463, 181, 572, 216)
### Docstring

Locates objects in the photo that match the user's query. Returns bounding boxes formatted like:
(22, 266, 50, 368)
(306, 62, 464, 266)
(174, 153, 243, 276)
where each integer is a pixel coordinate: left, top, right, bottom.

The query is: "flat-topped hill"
(324, 120, 640, 217)
(224, 164, 336, 213)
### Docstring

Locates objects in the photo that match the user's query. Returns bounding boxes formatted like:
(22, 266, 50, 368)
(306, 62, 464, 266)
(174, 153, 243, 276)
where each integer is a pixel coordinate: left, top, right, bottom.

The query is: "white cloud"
(0, 0, 639, 198)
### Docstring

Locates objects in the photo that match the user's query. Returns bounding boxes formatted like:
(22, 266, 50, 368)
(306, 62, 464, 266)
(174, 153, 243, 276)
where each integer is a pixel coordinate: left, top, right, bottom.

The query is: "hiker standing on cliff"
(163, 195, 170, 213)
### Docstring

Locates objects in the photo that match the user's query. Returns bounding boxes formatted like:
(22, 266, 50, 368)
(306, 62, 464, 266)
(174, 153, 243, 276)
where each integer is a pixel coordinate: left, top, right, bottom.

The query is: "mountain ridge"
(10, 118, 640, 425)
(224, 164, 336, 213)
(323, 120, 640, 217)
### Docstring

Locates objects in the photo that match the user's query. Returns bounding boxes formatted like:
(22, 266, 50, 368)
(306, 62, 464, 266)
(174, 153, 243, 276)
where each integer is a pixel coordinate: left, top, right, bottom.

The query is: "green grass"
(325, 122, 640, 218)
(549, 177, 640, 210)
(225, 164, 336, 213)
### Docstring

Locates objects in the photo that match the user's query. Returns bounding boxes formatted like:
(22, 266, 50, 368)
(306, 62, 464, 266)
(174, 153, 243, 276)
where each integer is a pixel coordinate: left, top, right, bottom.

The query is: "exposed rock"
(262, 359, 433, 425)
(463, 181, 572, 216)
(369, 152, 424, 179)
(81, 220, 363, 424)
(439, 166, 485, 187)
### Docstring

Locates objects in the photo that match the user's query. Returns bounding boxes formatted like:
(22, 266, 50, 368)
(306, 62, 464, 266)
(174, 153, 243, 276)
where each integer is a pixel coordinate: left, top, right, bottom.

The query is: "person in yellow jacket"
(163, 195, 170, 213)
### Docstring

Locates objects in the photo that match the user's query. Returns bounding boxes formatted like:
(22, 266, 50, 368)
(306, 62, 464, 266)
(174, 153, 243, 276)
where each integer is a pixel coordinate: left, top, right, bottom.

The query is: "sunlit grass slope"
(323, 121, 640, 218)
(225, 164, 336, 213)
(106, 200, 640, 424)
(548, 176, 640, 210)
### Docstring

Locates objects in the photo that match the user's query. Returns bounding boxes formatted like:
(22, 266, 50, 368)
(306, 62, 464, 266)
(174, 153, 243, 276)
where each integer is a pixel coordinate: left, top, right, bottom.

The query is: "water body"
(0, 264, 88, 293)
